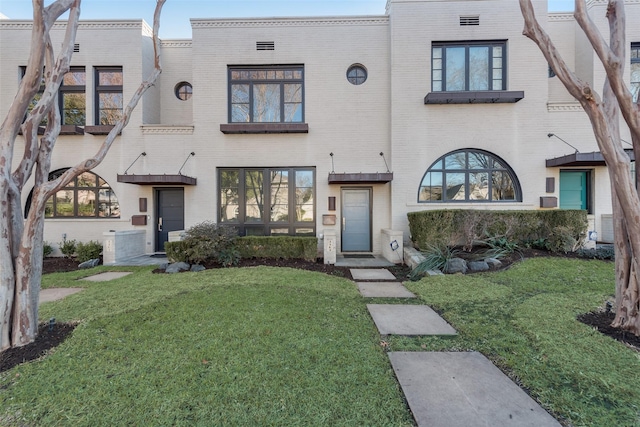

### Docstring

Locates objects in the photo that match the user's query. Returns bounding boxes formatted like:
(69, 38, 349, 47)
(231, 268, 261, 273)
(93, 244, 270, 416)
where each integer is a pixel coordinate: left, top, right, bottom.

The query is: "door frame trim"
(155, 187, 185, 252)
(340, 186, 373, 253)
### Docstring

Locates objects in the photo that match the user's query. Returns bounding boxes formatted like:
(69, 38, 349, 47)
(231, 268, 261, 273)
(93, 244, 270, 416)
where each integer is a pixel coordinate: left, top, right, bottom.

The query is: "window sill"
(220, 123, 309, 134)
(424, 91, 524, 104)
(85, 125, 120, 135)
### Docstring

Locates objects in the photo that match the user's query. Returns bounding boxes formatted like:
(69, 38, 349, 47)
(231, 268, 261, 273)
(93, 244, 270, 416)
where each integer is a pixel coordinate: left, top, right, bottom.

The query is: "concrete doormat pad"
(389, 352, 561, 427)
(81, 272, 132, 282)
(39, 288, 84, 304)
(357, 282, 416, 298)
(367, 304, 457, 335)
(350, 268, 396, 281)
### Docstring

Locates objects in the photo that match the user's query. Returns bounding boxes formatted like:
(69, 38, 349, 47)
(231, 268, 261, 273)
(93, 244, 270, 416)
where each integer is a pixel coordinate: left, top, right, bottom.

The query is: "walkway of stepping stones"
(352, 268, 560, 427)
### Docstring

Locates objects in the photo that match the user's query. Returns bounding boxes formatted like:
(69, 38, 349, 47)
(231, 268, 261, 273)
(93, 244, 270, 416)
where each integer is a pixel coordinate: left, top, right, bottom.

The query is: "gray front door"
(156, 188, 184, 252)
(341, 188, 371, 252)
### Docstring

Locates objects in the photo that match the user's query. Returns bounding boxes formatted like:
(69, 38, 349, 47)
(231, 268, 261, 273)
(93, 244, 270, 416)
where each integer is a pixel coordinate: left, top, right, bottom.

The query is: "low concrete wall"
(404, 246, 426, 270)
(103, 230, 146, 265)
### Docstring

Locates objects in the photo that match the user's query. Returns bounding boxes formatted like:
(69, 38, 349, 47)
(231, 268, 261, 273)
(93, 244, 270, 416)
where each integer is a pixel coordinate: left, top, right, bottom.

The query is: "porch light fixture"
(547, 133, 579, 153)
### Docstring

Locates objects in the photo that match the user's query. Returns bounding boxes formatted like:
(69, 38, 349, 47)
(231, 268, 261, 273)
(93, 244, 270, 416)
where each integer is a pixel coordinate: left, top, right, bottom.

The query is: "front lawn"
(1, 267, 412, 426)
(396, 257, 639, 427)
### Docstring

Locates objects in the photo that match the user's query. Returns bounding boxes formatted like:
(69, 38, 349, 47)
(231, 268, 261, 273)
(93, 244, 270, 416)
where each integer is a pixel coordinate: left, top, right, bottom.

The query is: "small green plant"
(545, 226, 583, 253)
(58, 238, 77, 258)
(168, 221, 240, 266)
(576, 246, 615, 260)
(409, 243, 460, 281)
(42, 241, 54, 258)
(522, 238, 548, 250)
(76, 240, 102, 263)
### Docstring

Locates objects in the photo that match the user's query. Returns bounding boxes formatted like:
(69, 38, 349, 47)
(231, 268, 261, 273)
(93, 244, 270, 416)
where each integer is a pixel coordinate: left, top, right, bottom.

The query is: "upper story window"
(95, 67, 123, 125)
(60, 67, 86, 125)
(418, 149, 521, 203)
(228, 66, 304, 123)
(347, 64, 367, 85)
(632, 43, 639, 102)
(432, 41, 506, 92)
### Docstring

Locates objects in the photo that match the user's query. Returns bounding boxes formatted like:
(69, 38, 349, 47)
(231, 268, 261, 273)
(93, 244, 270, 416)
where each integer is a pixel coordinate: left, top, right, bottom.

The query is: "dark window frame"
(632, 43, 639, 102)
(347, 64, 367, 85)
(25, 168, 120, 219)
(227, 65, 304, 124)
(95, 66, 123, 125)
(418, 149, 522, 203)
(218, 167, 316, 236)
(431, 40, 507, 92)
(175, 81, 193, 101)
(59, 66, 86, 125)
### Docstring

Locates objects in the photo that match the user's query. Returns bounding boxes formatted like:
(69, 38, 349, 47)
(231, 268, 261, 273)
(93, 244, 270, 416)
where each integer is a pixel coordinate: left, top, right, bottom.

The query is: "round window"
(346, 64, 367, 85)
(174, 82, 193, 101)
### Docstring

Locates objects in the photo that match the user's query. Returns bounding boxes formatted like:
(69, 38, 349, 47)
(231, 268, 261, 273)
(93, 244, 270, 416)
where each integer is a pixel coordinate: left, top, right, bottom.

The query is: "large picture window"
(632, 43, 639, 102)
(418, 149, 521, 203)
(229, 66, 304, 123)
(25, 168, 120, 218)
(95, 67, 123, 125)
(432, 41, 506, 92)
(219, 167, 315, 236)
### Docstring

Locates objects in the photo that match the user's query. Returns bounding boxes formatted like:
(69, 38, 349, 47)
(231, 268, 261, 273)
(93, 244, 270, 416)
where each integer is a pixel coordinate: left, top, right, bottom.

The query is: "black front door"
(156, 188, 184, 252)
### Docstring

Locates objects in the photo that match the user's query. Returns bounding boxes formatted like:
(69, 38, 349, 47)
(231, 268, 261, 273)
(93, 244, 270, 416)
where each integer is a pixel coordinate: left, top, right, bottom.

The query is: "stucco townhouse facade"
(1, 0, 638, 262)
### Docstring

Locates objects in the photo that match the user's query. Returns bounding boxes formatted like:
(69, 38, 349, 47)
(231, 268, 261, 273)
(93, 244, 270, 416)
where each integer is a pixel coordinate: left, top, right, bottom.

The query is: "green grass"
(1, 267, 413, 426)
(395, 257, 640, 427)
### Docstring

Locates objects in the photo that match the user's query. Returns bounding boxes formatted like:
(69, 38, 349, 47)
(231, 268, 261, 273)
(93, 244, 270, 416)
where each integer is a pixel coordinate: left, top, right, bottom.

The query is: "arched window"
(418, 149, 521, 203)
(25, 169, 120, 218)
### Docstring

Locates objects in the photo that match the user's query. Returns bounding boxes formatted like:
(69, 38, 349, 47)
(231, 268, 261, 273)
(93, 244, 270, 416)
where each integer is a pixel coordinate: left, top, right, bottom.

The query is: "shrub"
(236, 236, 318, 262)
(408, 209, 587, 252)
(58, 239, 77, 258)
(409, 243, 460, 281)
(545, 225, 583, 253)
(76, 240, 102, 263)
(576, 246, 615, 260)
(42, 241, 54, 258)
(165, 221, 239, 266)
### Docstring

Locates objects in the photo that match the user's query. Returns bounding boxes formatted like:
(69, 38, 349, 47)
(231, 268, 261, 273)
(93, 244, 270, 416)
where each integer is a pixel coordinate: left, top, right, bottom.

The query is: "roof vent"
(256, 41, 275, 51)
(460, 16, 480, 26)
(74, 43, 80, 52)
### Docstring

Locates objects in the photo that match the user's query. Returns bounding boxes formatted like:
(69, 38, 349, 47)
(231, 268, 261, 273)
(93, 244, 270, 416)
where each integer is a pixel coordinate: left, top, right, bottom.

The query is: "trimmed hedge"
(165, 236, 318, 263)
(407, 209, 587, 251)
(237, 236, 318, 262)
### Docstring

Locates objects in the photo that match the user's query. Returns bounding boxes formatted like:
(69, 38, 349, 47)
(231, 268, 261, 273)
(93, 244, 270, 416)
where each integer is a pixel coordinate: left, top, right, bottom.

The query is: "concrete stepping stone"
(367, 304, 456, 335)
(39, 288, 84, 305)
(350, 268, 396, 281)
(357, 282, 415, 298)
(81, 272, 132, 282)
(388, 351, 561, 427)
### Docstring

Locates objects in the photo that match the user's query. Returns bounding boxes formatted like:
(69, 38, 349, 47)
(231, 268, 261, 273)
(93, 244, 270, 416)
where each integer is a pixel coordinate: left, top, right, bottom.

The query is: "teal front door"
(341, 188, 371, 252)
(560, 171, 588, 210)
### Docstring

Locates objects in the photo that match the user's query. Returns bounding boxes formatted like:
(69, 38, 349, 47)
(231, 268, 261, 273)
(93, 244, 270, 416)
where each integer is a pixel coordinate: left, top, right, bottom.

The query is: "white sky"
(0, 0, 577, 39)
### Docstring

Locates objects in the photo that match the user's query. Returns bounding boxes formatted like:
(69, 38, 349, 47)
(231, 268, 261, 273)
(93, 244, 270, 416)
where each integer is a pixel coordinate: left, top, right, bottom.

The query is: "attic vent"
(256, 41, 275, 51)
(460, 16, 480, 26)
(74, 43, 80, 52)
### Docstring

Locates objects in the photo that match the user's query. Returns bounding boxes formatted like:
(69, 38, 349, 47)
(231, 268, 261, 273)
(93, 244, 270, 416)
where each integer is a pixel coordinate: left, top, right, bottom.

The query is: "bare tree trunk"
(0, 0, 165, 351)
(520, 0, 640, 335)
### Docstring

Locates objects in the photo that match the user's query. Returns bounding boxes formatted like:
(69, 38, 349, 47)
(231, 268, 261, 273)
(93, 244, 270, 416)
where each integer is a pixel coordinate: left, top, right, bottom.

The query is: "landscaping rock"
(166, 262, 190, 273)
(485, 258, 503, 268)
(190, 264, 206, 272)
(468, 261, 490, 272)
(444, 258, 467, 274)
(158, 263, 169, 271)
(78, 258, 100, 269)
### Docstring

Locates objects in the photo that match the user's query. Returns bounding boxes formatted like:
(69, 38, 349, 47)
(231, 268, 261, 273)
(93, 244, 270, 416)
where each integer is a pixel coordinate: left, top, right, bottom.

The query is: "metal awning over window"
(328, 172, 393, 184)
(546, 149, 635, 167)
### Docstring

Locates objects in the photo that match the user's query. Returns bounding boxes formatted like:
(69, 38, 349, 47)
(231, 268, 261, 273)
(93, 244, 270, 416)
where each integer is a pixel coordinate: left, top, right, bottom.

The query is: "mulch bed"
(577, 310, 640, 352)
